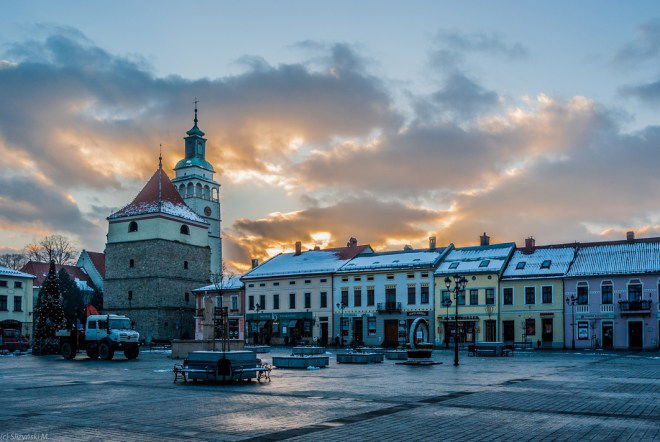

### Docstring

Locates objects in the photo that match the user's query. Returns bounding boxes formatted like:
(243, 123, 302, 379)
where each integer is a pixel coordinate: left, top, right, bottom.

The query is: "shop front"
(436, 315, 479, 347)
(245, 312, 314, 346)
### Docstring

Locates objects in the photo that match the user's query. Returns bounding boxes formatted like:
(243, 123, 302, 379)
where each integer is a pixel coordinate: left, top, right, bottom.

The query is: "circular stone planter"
(272, 355, 329, 368)
(291, 346, 326, 356)
(357, 347, 386, 354)
(336, 352, 384, 364)
(385, 350, 409, 360)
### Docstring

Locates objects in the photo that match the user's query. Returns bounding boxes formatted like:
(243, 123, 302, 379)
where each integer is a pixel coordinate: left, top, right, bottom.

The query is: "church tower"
(172, 101, 222, 276)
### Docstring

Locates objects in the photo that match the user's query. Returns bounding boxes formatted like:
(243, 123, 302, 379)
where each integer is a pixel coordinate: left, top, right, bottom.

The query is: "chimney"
(429, 236, 437, 250)
(524, 237, 535, 254)
(626, 231, 635, 242)
(313, 245, 320, 251)
(347, 237, 358, 248)
(294, 241, 302, 256)
(403, 244, 413, 251)
(480, 232, 490, 246)
(251, 259, 259, 269)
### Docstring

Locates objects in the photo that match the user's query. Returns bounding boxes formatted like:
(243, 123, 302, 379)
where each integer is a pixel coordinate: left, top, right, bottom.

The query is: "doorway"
(484, 320, 496, 342)
(320, 322, 328, 346)
(503, 321, 515, 342)
(542, 318, 553, 344)
(602, 322, 613, 349)
(628, 321, 643, 349)
(353, 318, 363, 345)
(384, 320, 398, 347)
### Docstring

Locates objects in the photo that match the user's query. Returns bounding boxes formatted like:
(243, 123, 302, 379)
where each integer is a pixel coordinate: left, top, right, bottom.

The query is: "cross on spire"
(193, 97, 199, 126)
(158, 143, 163, 169)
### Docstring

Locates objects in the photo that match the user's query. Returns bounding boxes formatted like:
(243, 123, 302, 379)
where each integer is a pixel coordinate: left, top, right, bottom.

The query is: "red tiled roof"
(108, 166, 205, 223)
(20, 261, 97, 291)
(86, 251, 106, 278)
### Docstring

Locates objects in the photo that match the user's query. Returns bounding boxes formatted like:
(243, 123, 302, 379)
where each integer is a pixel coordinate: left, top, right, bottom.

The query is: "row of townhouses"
(191, 232, 660, 351)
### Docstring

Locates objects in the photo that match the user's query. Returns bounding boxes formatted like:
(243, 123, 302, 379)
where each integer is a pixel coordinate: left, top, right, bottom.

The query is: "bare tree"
(24, 235, 78, 265)
(209, 262, 236, 351)
(0, 253, 28, 270)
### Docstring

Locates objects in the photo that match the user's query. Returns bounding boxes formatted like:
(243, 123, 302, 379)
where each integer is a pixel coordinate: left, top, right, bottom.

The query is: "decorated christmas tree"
(33, 261, 66, 355)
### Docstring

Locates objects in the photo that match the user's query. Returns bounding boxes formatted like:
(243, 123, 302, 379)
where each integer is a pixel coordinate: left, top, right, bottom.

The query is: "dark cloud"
(431, 29, 529, 69)
(620, 80, 660, 106)
(428, 71, 499, 118)
(613, 19, 660, 66)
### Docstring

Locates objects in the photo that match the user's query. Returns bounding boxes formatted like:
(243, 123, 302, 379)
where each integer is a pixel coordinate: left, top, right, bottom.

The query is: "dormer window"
(516, 261, 526, 270)
(449, 262, 459, 269)
(540, 260, 551, 269)
(479, 260, 490, 268)
(128, 221, 138, 232)
(180, 225, 190, 235)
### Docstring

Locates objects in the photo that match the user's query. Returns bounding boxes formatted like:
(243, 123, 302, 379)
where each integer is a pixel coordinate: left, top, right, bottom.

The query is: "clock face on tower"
(204, 207, 212, 216)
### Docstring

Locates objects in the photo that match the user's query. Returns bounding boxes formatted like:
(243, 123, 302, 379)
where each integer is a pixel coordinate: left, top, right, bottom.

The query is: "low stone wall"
(171, 339, 245, 359)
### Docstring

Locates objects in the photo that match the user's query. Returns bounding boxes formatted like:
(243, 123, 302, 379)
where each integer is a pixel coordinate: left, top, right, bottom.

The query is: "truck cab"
(59, 314, 140, 360)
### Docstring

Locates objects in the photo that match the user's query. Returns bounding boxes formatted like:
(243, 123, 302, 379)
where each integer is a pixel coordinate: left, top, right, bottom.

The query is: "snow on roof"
(503, 246, 575, 279)
(108, 166, 206, 224)
(435, 243, 515, 275)
(194, 277, 244, 292)
(566, 238, 660, 277)
(85, 251, 106, 278)
(337, 248, 448, 272)
(242, 245, 370, 279)
(20, 261, 97, 290)
(0, 265, 34, 279)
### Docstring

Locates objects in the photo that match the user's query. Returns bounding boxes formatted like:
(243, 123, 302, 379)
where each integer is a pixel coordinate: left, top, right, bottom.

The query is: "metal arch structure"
(408, 317, 430, 348)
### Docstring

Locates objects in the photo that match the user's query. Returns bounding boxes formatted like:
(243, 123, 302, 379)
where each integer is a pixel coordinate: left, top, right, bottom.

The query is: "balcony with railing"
(575, 305, 589, 313)
(600, 304, 614, 313)
(618, 300, 652, 315)
(377, 302, 402, 313)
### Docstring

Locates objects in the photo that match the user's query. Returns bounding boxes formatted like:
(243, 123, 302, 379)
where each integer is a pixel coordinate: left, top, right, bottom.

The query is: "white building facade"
(0, 266, 35, 338)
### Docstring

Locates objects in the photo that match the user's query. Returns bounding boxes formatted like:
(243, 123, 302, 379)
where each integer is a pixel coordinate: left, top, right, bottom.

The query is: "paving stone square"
(0, 349, 658, 441)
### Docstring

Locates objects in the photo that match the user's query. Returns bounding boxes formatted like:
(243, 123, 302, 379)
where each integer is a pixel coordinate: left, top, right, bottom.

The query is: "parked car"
(0, 328, 29, 352)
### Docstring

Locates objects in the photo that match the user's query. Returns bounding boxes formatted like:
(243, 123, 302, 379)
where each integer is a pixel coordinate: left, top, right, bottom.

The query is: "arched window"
(183, 261, 189, 270)
(196, 183, 203, 197)
(212, 187, 219, 201)
(186, 183, 194, 197)
(180, 224, 190, 235)
(128, 221, 138, 232)
(129, 259, 135, 268)
(203, 185, 210, 200)
(178, 184, 185, 195)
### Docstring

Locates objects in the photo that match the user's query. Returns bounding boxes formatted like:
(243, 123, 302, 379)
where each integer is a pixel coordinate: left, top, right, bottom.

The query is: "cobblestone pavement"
(0, 348, 658, 441)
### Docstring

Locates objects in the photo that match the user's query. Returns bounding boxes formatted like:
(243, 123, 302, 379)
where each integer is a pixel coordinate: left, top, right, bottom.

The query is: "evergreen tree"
(57, 268, 85, 328)
(89, 289, 103, 311)
(33, 261, 66, 355)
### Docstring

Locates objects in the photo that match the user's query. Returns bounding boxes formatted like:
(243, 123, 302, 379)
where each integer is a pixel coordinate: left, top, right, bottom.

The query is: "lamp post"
(445, 275, 468, 367)
(441, 297, 452, 349)
(336, 302, 346, 347)
(565, 295, 577, 350)
(252, 302, 263, 345)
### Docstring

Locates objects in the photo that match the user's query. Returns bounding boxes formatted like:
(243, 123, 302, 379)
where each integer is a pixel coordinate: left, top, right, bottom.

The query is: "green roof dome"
(186, 124, 205, 137)
(174, 157, 215, 172)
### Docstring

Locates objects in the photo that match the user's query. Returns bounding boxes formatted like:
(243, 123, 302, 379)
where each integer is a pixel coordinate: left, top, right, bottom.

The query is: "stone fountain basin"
(336, 352, 384, 364)
(272, 355, 329, 368)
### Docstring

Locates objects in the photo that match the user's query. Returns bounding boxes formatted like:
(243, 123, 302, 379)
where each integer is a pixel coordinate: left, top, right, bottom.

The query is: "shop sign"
(407, 311, 429, 317)
(539, 312, 554, 317)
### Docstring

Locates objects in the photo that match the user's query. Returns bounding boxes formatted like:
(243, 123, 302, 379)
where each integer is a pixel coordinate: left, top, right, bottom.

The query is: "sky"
(1, 1, 660, 271)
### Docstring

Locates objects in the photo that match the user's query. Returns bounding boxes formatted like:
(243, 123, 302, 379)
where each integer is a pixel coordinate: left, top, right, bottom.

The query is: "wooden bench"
(173, 363, 271, 383)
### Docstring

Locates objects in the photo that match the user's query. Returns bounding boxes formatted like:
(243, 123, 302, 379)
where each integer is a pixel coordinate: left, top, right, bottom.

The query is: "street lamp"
(336, 302, 346, 347)
(565, 295, 577, 350)
(445, 275, 468, 367)
(252, 302, 263, 345)
(441, 297, 452, 349)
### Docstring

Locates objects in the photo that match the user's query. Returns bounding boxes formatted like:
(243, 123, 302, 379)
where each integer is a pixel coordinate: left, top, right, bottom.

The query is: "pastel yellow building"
(0, 265, 35, 338)
(434, 238, 515, 345)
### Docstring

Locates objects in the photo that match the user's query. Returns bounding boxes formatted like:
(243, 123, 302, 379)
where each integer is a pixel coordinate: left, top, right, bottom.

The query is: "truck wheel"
(99, 342, 114, 360)
(124, 347, 139, 360)
(60, 341, 76, 360)
(86, 348, 99, 359)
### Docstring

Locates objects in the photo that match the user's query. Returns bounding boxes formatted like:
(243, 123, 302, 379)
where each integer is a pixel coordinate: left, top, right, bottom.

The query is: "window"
(320, 279, 327, 283)
(628, 282, 642, 301)
(304, 293, 311, 309)
(289, 293, 296, 309)
(503, 288, 513, 305)
(341, 289, 348, 307)
(184, 292, 190, 303)
(248, 284, 254, 288)
(273, 282, 280, 286)
(248, 296, 255, 310)
(353, 288, 362, 307)
(259, 283, 265, 287)
(128, 290, 133, 301)
(342, 277, 349, 282)
(457, 290, 466, 305)
(421, 273, 428, 278)
(441, 290, 451, 305)
(231, 295, 238, 311)
(289, 281, 296, 285)
(542, 286, 552, 304)
(577, 283, 588, 305)
(421, 285, 429, 304)
(469, 289, 479, 305)
(449, 262, 459, 269)
(129, 259, 135, 268)
(479, 260, 490, 268)
(387, 274, 394, 280)
(367, 317, 377, 336)
(354, 277, 361, 282)
(13, 296, 21, 312)
(0, 295, 6, 311)
(0, 280, 7, 287)
(259, 295, 266, 309)
(180, 224, 190, 235)
(273, 294, 280, 310)
(540, 260, 552, 269)
(407, 273, 414, 279)
(128, 221, 138, 232)
(525, 287, 535, 304)
(485, 288, 495, 305)
(87, 320, 97, 329)
(407, 285, 416, 304)
(305, 280, 311, 284)
(320, 292, 327, 308)
(183, 261, 188, 270)
(525, 318, 536, 336)
(367, 288, 375, 306)
(98, 320, 108, 330)
(367, 276, 374, 281)
(516, 261, 526, 270)
(14, 281, 22, 289)
(577, 321, 589, 340)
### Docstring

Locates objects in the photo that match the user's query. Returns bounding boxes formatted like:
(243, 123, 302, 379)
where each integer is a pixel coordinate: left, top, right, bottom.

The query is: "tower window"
(129, 259, 135, 268)
(128, 221, 138, 232)
(183, 261, 189, 270)
(180, 225, 190, 235)
(128, 291, 133, 301)
(184, 292, 190, 303)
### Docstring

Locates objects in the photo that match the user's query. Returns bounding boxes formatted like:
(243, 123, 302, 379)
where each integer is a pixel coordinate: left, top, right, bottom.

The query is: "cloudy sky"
(1, 1, 660, 271)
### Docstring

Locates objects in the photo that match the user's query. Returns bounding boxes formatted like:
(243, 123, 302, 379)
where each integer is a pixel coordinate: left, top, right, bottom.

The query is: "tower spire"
(193, 97, 199, 127)
(158, 144, 163, 210)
